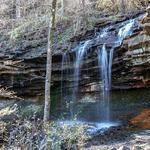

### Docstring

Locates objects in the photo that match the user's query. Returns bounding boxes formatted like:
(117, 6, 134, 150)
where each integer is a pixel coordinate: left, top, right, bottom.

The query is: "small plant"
(2, 119, 90, 150)
(20, 104, 43, 118)
(45, 121, 90, 150)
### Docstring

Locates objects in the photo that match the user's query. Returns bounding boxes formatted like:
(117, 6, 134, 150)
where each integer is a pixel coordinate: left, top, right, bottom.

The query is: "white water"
(108, 47, 115, 89)
(61, 52, 71, 102)
(57, 120, 120, 135)
(73, 40, 91, 101)
(98, 45, 110, 122)
(98, 19, 135, 122)
(118, 19, 135, 42)
(60, 17, 138, 129)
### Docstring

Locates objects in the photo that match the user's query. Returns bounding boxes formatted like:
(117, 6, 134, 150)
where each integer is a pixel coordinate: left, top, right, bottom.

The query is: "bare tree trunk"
(16, 0, 21, 18)
(61, 0, 64, 16)
(81, 0, 88, 29)
(119, 0, 125, 14)
(44, 0, 57, 122)
(81, 0, 86, 16)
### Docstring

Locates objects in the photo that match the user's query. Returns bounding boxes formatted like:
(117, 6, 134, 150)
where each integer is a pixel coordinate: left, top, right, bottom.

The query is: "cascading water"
(98, 45, 110, 121)
(61, 52, 71, 102)
(98, 18, 136, 122)
(108, 47, 115, 89)
(118, 19, 135, 42)
(60, 16, 140, 131)
(73, 40, 91, 101)
(70, 40, 91, 117)
(108, 19, 136, 90)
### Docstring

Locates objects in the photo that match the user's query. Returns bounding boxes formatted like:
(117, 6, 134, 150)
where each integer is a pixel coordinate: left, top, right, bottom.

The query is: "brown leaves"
(0, 85, 18, 99)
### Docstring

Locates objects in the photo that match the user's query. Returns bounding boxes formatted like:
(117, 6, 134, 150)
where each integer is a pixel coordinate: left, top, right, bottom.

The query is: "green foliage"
(20, 104, 43, 118)
(57, 26, 73, 44)
(45, 121, 90, 150)
(4, 119, 90, 149)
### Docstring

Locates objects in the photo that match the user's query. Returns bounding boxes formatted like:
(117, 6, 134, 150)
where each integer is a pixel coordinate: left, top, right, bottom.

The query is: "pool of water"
(59, 88, 150, 123)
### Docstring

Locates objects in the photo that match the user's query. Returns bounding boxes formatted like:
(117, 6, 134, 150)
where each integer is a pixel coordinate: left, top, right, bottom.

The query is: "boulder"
(132, 146, 143, 150)
(118, 146, 130, 150)
(130, 109, 150, 129)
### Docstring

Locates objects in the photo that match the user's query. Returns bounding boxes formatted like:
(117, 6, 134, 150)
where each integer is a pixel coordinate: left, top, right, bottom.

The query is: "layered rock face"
(112, 6, 150, 89)
(0, 7, 150, 100)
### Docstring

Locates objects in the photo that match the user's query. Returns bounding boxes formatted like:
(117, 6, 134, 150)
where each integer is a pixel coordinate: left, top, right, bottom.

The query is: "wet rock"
(118, 146, 130, 150)
(132, 146, 143, 150)
(110, 148, 117, 150)
(85, 129, 150, 150)
(130, 109, 150, 129)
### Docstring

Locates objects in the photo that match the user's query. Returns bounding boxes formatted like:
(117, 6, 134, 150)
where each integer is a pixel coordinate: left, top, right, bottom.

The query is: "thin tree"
(120, 0, 125, 14)
(44, 0, 57, 122)
(81, 0, 87, 25)
(16, 0, 21, 18)
(61, 0, 64, 16)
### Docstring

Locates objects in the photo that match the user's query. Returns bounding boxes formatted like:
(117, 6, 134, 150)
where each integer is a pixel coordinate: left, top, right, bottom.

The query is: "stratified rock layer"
(112, 6, 150, 89)
(0, 7, 150, 100)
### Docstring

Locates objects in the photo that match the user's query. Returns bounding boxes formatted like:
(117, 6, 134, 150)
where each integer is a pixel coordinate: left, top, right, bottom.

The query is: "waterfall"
(71, 40, 91, 117)
(108, 47, 115, 89)
(60, 16, 138, 123)
(61, 52, 66, 102)
(73, 40, 91, 100)
(98, 19, 136, 122)
(118, 19, 135, 43)
(98, 45, 110, 121)
(61, 52, 71, 102)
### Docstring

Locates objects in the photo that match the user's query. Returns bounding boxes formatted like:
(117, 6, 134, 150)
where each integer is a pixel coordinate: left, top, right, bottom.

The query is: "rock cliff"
(112, 6, 150, 89)
(0, 7, 150, 101)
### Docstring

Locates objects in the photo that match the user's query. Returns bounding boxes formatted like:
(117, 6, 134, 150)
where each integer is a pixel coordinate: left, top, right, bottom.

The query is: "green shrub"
(20, 104, 43, 118)
(45, 121, 90, 150)
(5, 120, 90, 150)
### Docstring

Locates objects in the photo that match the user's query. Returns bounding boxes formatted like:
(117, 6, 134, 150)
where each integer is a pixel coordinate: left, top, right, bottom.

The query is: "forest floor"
(85, 128, 150, 150)
(85, 130, 150, 150)
(0, 100, 150, 150)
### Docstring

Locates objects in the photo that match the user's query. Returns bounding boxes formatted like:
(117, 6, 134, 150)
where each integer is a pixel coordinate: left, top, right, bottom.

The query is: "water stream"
(61, 52, 71, 104)
(98, 45, 110, 122)
(97, 18, 136, 122)
(73, 40, 91, 99)
(60, 16, 140, 129)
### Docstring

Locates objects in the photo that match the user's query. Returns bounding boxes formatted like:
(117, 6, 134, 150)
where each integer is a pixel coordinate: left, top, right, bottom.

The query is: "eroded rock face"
(112, 6, 150, 89)
(0, 7, 150, 101)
